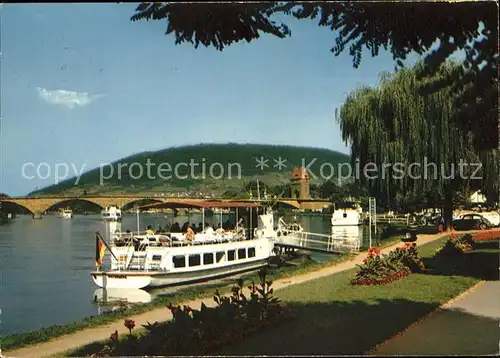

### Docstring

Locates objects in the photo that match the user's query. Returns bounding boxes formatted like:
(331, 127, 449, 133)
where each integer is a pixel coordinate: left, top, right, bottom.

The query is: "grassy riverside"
(65, 235, 499, 356)
(0, 251, 353, 351)
(215, 238, 499, 355)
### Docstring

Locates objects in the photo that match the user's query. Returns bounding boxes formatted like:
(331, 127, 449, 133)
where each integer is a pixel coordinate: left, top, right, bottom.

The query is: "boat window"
(189, 254, 201, 267)
(238, 248, 246, 259)
(227, 250, 236, 261)
(343, 212, 347, 218)
(203, 253, 214, 265)
(216, 252, 225, 263)
(248, 247, 256, 258)
(152, 255, 162, 261)
(173, 255, 186, 268)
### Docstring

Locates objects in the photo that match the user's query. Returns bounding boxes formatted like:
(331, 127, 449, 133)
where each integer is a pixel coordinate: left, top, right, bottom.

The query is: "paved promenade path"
(1, 230, 479, 357)
(371, 279, 500, 356)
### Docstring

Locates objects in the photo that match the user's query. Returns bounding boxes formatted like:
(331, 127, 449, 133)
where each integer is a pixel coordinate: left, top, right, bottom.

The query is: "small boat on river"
(101, 206, 122, 222)
(60, 208, 73, 219)
(91, 201, 279, 289)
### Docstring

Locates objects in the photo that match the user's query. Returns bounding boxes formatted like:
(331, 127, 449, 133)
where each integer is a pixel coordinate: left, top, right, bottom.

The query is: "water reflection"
(94, 288, 152, 305)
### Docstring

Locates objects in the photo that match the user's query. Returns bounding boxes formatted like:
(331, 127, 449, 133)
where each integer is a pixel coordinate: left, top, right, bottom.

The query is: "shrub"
(89, 269, 293, 356)
(388, 243, 425, 273)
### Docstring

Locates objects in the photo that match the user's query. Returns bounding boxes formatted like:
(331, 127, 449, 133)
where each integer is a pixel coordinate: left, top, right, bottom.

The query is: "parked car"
(452, 214, 493, 231)
(420, 212, 443, 226)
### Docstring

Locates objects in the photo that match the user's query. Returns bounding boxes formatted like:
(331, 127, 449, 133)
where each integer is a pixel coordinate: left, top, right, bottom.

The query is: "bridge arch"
(43, 198, 104, 213)
(0, 200, 36, 216)
(119, 198, 166, 211)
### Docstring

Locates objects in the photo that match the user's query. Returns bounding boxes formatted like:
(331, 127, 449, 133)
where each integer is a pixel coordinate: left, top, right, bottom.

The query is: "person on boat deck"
(196, 223, 203, 233)
(204, 224, 215, 236)
(215, 223, 225, 234)
(146, 225, 154, 235)
(171, 222, 181, 232)
(181, 222, 189, 232)
(186, 224, 195, 241)
(222, 220, 234, 230)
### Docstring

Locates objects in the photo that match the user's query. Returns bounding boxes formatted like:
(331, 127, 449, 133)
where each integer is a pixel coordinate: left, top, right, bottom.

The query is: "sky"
(0, 3, 429, 196)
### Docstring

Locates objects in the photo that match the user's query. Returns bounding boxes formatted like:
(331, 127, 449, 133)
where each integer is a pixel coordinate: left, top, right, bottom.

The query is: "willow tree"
(337, 61, 498, 229)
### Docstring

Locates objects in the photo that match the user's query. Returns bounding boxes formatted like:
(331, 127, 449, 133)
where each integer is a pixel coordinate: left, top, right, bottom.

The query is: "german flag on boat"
(95, 232, 117, 268)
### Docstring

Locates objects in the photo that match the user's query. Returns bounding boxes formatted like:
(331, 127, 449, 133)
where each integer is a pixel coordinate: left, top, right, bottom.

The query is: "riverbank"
(3, 230, 462, 358)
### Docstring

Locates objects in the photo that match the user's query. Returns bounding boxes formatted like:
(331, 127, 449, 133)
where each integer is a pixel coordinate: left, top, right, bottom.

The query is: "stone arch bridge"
(0, 196, 167, 219)
(0, 196, 329, 219)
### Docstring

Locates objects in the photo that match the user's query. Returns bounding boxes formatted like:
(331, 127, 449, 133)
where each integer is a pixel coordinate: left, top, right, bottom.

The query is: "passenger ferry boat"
(91, 201, 278, 289)
(60, 208, 73, 219)
(101, 206, 122, 222)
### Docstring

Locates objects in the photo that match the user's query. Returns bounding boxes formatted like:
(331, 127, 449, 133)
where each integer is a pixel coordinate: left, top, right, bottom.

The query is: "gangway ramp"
(274, 230, 360, 255)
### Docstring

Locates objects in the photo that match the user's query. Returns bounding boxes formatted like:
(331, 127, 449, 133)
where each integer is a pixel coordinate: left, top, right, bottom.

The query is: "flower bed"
(354, 269, 410, 286)
(77, 269, 294, 357)
(470, 230, 500, 241)
(350, 243, 424, 286)
(436, 234, 474, 256)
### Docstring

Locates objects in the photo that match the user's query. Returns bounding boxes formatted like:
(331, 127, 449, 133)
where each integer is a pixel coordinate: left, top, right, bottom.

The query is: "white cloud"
(36, 87, 105, 109)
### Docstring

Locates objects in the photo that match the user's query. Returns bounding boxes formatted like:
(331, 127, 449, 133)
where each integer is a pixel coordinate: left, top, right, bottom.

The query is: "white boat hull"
(101, 207, 122, 222)
(102, 215, 121, 222)
(92, 273, 152, 289)
(91, 258, 269, 289)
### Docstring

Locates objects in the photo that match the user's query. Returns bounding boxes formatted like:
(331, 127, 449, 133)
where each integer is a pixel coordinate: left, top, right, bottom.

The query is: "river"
(0, 212, 346, 337)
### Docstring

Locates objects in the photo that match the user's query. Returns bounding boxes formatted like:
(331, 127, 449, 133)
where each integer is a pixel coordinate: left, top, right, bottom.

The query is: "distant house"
(470, 190, 486, 204)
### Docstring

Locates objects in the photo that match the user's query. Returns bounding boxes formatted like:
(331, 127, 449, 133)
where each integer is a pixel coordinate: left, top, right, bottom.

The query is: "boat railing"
(111, 231, 250, 250)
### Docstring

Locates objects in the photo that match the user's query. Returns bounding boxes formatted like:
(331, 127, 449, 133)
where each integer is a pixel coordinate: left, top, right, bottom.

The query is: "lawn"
(215, 238, 499, 355)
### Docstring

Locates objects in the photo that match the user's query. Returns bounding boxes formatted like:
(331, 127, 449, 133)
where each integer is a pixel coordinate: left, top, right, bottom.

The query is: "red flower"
(363, 258, 368, 263)
(412, 243, 417, 247)
(124, 319, 136, 334)
(451, 233, 458, 239)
